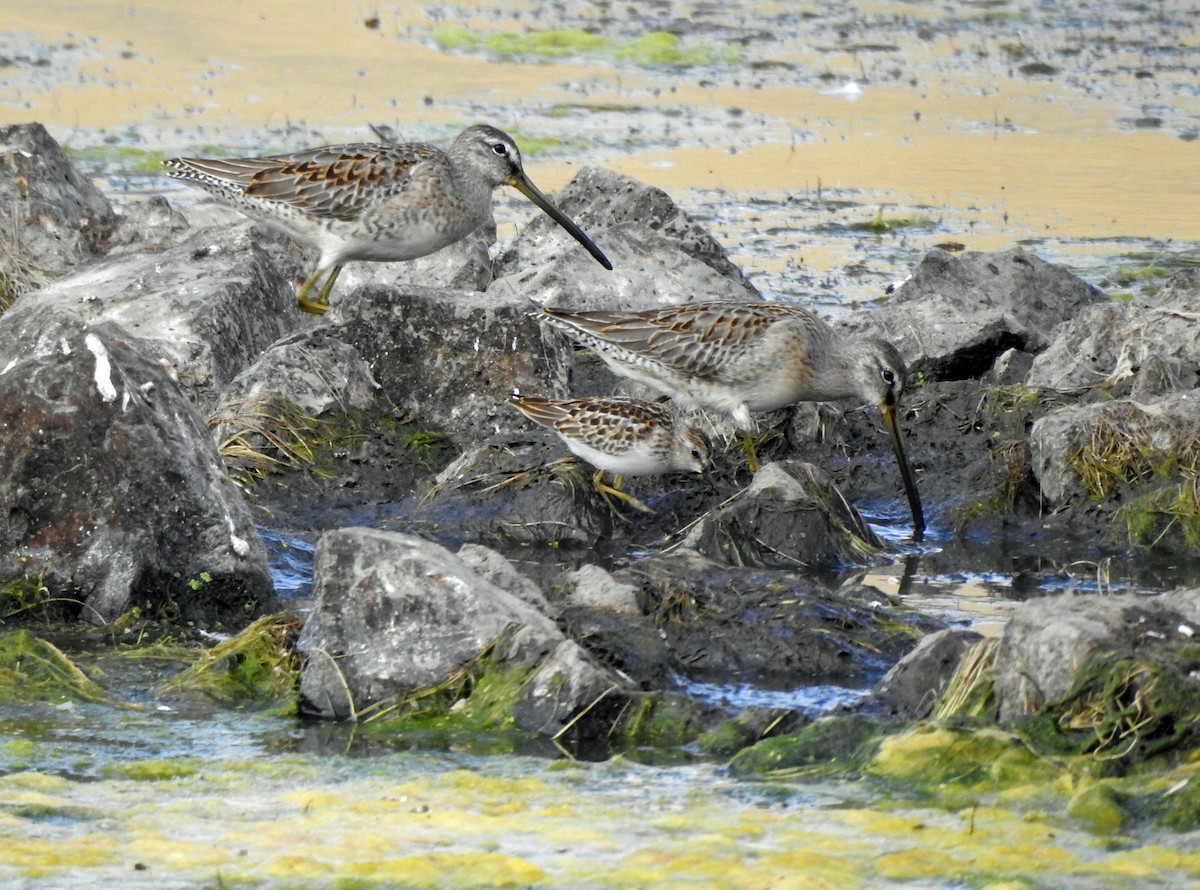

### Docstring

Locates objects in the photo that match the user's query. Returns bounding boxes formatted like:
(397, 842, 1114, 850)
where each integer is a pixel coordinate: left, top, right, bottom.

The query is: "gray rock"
(513, 639, 631, 737)
(559, 564, 641, 614)
(612, 550, 936, 685)
(865, 628, 985, 720)
(455, 543, 554, 616)
(0, 314, 274, 625)
(1026, 269, 1200, 395)
(296, 528, 565, 720)
(842, 248, 1104, 381)
(105, 195, 190, 256)
(993, 588, 1200, 724)
(328, 284, 572, 444)
(7, 228, 300, 412)
(209, 332, 380, 450)
(0, 123, 117, 292)
(678, 460, 882, 570)
(415, 437, 614, 549)
(1029, 390, 1200, 506)
(492, 165, 760, 310)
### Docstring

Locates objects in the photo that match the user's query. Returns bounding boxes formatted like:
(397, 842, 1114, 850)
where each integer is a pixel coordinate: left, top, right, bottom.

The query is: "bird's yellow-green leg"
(591, 469, 654, 514)
(313, 265, 343, 307)
(296, 265, 341, 315)
(740, 432, 761, 473)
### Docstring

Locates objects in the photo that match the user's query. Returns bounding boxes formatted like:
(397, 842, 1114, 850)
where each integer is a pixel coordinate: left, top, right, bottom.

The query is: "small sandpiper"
(508, 393, 710, 511)
(165, 125, 611, 313)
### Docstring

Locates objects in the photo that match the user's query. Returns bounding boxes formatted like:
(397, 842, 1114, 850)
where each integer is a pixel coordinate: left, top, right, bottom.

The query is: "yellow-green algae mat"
(2, 746, 1200, 889)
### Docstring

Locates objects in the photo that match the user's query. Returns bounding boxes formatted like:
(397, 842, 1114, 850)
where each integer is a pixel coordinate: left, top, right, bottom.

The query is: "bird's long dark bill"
(882, 404, 926, 542)
(511, 175, 613, 270)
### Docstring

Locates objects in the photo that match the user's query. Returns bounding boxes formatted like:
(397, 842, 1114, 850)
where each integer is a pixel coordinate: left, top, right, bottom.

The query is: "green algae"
(610, 692, 703, 750)
(0, 630, 109, 704)
(1013, 646, 1200, 767)
(100, 758, 202, 781)
(1065, 781, 1128, 835)
(162, 614, 301, 711)
(727, 715, 880, 776)
(432, 27, 740, 68)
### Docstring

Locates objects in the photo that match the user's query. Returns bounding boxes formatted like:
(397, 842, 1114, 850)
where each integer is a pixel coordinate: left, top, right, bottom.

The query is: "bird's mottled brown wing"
(170, 143, 444, 222)
(508, 394, 573, 429)
(545, 302, 815, 381)
(243, 143, 446, 221)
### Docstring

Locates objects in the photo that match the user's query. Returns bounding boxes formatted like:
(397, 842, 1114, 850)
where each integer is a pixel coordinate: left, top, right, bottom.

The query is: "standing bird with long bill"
(165, 125, 612, 313)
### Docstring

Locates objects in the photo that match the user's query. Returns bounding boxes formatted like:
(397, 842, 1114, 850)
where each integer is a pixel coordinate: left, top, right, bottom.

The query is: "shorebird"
(508, 392, 710, 511)
(164, 125, 612, 314)
(537, 300, 925, 540)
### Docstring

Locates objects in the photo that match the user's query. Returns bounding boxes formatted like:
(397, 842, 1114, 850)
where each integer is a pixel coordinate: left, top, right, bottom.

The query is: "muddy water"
(3, 2, 1200, 887)
(4, 0, 1198, 307)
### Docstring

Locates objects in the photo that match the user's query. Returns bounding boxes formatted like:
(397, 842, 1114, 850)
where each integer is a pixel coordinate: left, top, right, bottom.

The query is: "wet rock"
(513, 639, 632, 737)
(456, 542, 555, 616)
(604, 550, 937, 688)
(328, 284, 572, 444)
(7, 228, 299, 412)
(1026, 268, 1200, 396)
(0, 123, 117, 293)
(493, 165, 760, 310)
(0, 314, 274, 625)
(557, 564, 641, 615)
(697, 707, 809, 758)
(678, 460, 882, 570)
(993, 588, 1200, 724)
(1029, 390, 1200, 506)
(296, 528, 564, 720)
(843, 248, 1105, 381)
(412, 437, 614, 549)
(555, 598, 675, 690)
(861, 628, 986, 720)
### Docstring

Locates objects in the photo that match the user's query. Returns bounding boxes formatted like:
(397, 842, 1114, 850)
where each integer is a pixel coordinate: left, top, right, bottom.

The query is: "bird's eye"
(691, 448, 705, 461)
(881, 368, 897, 387)
(491, 142, 509, 157)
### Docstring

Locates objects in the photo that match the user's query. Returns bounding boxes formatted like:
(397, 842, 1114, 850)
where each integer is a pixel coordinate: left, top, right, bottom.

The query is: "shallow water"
(3, 1, 1200, 885)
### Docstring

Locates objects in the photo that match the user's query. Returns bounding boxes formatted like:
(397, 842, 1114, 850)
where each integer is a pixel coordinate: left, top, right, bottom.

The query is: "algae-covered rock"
(727, 716, 880, 775)
(297, 528, 564, 720)
(697, 707, 807, 758)
(1066, 782, 1127, 835)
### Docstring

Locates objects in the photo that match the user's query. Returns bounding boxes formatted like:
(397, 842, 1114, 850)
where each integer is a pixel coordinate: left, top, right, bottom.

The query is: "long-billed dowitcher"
(164, 125, 612, 314)
(538, 300, 925, 539)
(508, 392, 710, 511)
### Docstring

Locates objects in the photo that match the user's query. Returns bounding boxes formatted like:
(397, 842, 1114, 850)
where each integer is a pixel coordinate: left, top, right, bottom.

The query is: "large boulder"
(296, 528, 566, 720)
(0, 314, 275, 625)
(492, 165, 760, 310)
(6, 228, 300, 412)
(0, 122, 117, 295)
(841, 248, 1105, 381)
(993, 588, 1200, 725)
(328, 284, 573, 444)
